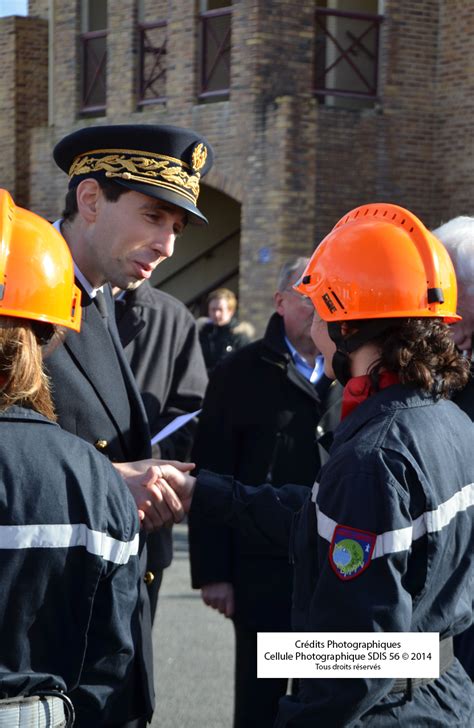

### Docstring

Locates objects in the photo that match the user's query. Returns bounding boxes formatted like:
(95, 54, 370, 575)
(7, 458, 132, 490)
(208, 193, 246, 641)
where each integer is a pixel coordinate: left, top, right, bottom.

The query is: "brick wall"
(315, 0, 441, 242)
(0, 16, 48, 206)
(18, 0, 474, 333)
(0, 19, 17, 194)
(14, 17, 49, 206)
(434, 0, 474, 224)
(28, 0, 49, 20)
(231, 0, 318, 326)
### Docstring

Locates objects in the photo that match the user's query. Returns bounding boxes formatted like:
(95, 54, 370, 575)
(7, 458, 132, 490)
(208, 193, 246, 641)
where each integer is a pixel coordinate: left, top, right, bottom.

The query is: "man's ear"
(274, 291, 284, 316)
(76, 179, 101, 222)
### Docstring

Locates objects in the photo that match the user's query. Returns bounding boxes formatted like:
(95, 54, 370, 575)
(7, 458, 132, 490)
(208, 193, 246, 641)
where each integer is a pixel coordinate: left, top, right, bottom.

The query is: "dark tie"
(94, 290, 109, 328)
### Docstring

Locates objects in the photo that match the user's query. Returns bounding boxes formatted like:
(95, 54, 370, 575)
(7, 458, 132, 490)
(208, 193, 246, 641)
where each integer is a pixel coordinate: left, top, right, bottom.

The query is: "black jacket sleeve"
(188, 364, 240, 587)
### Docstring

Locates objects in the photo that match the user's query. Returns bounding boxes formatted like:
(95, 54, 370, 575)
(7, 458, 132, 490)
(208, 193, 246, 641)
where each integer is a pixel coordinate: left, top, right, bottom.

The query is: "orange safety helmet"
(0, 189, 81, 331)
(295, 202, 460, 324)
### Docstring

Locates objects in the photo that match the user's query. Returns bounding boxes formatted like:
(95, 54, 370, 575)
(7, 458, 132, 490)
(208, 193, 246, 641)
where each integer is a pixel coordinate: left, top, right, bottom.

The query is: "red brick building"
(1, 0, 472, 330)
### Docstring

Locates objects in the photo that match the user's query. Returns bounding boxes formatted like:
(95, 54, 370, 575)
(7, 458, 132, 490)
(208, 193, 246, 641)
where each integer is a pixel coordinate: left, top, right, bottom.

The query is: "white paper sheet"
(150, 409, 202, 446)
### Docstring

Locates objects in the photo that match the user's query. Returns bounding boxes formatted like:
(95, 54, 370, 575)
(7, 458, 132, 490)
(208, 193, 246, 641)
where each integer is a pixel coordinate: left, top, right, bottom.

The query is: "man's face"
(83, 189, 187, 290)
(310, 310, 336, 377)
(274, 280, 315, 347)
(450, 299, 474, 352)
(208, 297, 234, 326)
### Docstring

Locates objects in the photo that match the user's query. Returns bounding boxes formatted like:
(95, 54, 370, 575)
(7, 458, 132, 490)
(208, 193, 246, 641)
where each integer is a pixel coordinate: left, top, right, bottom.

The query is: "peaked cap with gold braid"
(53, 124, 214, 224)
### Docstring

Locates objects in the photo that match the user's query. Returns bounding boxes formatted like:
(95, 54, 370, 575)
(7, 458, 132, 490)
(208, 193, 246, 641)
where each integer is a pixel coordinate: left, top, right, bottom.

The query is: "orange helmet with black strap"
(0, 189, 81, 332)
(295, 203, 460, 384)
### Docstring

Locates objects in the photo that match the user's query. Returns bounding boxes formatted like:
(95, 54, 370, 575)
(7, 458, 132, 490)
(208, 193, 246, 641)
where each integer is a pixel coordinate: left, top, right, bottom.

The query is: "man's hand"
(115, 458, 194, 481)
(113, 459, 194, 531)
(201, 582, 235, 618)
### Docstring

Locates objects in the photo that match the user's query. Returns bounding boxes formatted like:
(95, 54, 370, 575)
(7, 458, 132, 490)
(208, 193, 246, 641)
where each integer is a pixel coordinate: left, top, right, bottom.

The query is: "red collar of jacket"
(341, 372, 400, 420)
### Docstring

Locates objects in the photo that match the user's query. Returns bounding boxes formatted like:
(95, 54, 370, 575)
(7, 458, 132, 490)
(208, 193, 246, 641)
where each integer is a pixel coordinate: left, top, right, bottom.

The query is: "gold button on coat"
(94, 439, 108, 451)
(144, 571, 155, 585)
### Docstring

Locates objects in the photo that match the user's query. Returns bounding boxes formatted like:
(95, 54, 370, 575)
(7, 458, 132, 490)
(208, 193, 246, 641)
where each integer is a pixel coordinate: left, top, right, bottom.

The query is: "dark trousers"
(233, 624, 289, 728)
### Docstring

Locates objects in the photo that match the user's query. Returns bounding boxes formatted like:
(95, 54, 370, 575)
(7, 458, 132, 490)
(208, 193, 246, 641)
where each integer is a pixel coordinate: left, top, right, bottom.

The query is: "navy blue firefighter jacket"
(192, 384, 474, 726)
(0, 406, 140, 728)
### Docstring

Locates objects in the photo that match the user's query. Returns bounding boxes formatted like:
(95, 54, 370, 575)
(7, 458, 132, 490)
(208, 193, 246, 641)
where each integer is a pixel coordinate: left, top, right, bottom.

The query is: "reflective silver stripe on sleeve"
(0, 524, 140, 565)
(315, 482, 474, 558)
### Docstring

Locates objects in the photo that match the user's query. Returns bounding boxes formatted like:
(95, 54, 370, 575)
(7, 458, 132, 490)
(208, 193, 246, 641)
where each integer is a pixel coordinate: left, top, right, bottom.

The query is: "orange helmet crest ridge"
(296, 203, 460, 324)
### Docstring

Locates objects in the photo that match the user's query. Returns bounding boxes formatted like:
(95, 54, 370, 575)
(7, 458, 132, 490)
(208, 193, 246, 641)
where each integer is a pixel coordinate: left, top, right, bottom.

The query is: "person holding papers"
(115, 279, 208, 620)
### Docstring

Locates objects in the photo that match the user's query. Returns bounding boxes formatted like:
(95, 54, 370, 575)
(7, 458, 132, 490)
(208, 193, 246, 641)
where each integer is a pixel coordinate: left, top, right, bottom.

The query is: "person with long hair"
(0, 190, 140, 727)
(159, 203, 474, 726)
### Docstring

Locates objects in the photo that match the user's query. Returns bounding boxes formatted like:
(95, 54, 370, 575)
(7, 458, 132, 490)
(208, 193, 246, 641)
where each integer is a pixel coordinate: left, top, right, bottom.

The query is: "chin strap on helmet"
(328, 323, 353, 386)
(327, 319, 404, 386)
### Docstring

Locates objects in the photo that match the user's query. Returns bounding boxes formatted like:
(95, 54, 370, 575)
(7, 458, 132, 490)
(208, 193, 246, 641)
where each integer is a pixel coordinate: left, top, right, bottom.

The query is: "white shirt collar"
(53, 219, 103, 299)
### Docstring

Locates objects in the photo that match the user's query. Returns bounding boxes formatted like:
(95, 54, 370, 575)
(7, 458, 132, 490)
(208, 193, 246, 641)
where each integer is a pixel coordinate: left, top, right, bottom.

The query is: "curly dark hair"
(62, 179, 128, 222)
(368, 318, 469, 397)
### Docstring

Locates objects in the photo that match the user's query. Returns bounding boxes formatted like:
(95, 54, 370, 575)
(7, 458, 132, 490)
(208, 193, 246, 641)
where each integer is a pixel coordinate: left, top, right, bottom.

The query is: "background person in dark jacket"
(199, 287, 254, 373)
(115, 280, 208, 620)
(433, 215, 474, 680)
(189, 257, 342, 728)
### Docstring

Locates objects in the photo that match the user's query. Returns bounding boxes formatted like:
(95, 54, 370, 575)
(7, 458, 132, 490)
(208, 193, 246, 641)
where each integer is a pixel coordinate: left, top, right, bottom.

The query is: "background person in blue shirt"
(189, 256, 341, 728)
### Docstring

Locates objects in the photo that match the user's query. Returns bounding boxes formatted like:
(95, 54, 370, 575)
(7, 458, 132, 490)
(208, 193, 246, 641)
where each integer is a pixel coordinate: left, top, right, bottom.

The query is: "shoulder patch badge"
(329, 525, 376, 581)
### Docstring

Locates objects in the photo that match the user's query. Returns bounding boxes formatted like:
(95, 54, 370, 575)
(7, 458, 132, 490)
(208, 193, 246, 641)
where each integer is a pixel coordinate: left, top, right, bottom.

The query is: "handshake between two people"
(113, 460, 197, 531)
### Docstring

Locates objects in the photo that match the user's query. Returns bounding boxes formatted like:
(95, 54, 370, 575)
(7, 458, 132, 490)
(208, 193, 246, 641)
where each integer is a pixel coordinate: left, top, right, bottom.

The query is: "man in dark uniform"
(46, 124, 213, 728)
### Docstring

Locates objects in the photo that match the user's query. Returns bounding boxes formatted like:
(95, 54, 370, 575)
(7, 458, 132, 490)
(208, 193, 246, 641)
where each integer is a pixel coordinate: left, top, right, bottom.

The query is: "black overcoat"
(189, 312, 342, 630)
(115, 281, 208, 573)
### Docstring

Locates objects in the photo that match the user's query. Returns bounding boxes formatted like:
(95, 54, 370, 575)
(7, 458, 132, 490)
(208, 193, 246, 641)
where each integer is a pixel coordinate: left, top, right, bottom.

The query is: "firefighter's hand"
(157, 464, 196, 513)
(113, 462, 191, 530)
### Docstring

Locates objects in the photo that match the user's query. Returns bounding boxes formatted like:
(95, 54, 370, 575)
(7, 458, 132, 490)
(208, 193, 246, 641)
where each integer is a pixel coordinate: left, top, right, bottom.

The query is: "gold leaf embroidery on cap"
(191, 143, 207, 172)
(68, 153, 200, 203)
(69, 154, 170, 178)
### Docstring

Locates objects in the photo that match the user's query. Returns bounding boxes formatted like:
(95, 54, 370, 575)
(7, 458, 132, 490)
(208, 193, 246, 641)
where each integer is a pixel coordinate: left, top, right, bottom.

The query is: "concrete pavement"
(150, 523, 234, 727)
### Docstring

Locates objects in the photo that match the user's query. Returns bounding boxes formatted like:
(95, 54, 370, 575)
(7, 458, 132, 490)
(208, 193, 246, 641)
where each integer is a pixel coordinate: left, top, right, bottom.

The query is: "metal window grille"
(80, 30, 107, 113)
(314, 8, 383, 100)
(138, 21, 168, 106)
(198, 6, 231, 100)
